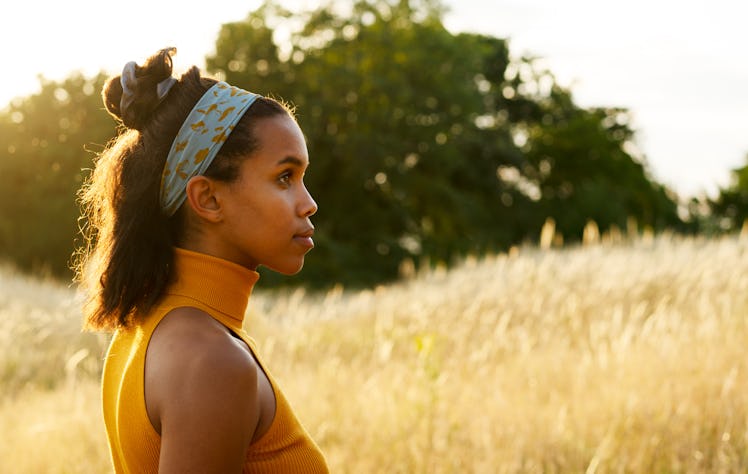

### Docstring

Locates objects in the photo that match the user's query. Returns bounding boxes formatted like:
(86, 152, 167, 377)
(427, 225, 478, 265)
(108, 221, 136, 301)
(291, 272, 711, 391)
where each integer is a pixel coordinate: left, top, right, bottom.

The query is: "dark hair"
(74, 47, 291, 331)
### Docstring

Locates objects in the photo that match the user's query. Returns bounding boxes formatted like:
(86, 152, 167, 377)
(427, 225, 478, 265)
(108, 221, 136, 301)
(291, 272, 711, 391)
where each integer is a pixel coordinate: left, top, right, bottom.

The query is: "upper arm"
(147, 309, 259, 474)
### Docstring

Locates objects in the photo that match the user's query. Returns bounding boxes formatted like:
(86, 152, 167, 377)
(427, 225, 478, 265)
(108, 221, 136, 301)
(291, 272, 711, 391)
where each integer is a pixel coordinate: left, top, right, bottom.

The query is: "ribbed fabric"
(101, 247, 329, 473)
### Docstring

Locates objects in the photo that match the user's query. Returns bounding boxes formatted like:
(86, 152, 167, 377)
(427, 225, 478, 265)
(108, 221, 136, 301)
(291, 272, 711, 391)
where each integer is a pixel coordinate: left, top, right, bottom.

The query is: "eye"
(278, 170, 292, 186)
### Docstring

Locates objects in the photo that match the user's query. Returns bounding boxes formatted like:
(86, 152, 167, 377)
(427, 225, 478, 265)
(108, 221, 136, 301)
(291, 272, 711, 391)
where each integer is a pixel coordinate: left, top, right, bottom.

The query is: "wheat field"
(1, 232, 747, 473)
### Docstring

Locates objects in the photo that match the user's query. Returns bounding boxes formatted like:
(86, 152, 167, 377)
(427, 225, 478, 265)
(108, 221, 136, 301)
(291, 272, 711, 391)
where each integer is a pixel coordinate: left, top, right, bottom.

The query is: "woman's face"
(213, 113, 318, 274)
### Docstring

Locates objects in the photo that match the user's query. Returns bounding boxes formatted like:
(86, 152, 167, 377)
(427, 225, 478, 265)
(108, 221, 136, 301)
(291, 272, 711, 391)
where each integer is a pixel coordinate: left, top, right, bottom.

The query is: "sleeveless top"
(101, 248, 328, 473)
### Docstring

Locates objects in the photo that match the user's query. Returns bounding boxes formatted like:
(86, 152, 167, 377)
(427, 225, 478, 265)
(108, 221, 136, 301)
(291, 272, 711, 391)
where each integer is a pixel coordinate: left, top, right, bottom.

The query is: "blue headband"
(160, 82, 260, 216)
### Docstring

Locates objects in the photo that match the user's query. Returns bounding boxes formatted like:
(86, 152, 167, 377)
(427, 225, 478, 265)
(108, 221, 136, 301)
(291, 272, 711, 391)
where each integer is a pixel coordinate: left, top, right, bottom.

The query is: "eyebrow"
(277, 156, 306, 167)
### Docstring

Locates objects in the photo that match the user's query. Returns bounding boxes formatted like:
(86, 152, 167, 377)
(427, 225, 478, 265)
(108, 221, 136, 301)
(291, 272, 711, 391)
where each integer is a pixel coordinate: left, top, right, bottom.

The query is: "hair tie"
(119, 61, 138, 114)
(160, 82, 260, 216)
(157, 77, 177, 101)
(119, 62, 177, 117)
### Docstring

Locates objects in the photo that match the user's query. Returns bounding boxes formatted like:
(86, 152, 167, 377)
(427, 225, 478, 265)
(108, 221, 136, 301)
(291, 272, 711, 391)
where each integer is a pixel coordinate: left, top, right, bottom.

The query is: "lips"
(293, 227, 315, 249)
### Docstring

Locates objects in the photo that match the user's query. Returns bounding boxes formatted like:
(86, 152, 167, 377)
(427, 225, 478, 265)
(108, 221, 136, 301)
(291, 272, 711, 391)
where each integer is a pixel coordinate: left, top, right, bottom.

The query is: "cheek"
(225, 179, 296, 228)
(247, 191, 294, 227)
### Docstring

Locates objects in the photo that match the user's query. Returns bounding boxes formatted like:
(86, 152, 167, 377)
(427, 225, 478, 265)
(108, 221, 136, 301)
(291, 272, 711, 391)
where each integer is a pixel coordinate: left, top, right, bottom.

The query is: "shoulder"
(146, 307, 259, 433)
(148, 306, 256, 382)
(146, 307, 260, 471)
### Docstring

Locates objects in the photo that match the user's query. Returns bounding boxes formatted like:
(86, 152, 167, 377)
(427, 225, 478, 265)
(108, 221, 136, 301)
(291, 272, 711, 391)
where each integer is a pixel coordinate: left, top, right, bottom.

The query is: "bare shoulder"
(146, 307, 260, 472)
(147, 307, 257, 393)
(149, 306, 252, 362)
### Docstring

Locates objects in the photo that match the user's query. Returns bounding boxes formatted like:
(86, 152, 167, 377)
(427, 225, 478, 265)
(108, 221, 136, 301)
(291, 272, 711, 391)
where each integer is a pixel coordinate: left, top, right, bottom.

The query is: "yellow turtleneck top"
(101, 248, 328, 473)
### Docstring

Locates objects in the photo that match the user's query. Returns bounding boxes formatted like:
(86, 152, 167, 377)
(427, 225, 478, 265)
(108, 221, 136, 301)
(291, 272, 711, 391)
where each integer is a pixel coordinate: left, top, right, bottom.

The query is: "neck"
(177, 232, 259, 272)
(167, 247, 260, 332)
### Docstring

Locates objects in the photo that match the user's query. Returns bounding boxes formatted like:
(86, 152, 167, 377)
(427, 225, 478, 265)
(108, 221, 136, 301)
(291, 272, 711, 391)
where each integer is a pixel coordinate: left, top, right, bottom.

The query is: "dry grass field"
(1, 232, 747, 473)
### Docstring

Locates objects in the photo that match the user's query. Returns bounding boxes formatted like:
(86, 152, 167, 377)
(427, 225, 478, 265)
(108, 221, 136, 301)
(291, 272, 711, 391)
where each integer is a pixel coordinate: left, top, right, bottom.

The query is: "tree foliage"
(709, 155, 748, 232)
(510, 67, 683, 238)
(0, 0, 684, 286)
(0, 73, 115, 274)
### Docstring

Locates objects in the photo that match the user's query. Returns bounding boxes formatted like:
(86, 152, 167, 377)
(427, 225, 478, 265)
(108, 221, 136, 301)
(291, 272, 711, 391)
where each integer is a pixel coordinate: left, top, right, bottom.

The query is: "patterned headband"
(160, 82, 260, 216)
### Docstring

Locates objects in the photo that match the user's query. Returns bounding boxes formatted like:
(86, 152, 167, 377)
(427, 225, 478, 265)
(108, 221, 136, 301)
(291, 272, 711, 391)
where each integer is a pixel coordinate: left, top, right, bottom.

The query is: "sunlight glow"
(2, 0, 747, 198)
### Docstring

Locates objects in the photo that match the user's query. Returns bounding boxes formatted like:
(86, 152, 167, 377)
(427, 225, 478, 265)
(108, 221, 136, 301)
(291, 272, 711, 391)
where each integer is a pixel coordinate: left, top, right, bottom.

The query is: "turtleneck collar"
(165, 247, 260, 332)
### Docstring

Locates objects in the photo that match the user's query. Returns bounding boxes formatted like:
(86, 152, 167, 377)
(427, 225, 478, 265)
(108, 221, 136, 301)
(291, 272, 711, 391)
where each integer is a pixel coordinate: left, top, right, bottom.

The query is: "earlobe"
(185, 176, 223, 223)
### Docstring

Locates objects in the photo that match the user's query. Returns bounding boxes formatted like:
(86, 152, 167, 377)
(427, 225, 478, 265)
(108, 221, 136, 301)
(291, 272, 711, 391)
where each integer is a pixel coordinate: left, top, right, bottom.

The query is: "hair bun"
(101, 47, 177, 130)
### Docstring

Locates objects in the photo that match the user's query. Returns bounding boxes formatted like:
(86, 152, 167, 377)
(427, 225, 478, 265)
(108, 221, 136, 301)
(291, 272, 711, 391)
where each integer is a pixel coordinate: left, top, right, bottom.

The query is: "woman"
(75, 47, 328, 473)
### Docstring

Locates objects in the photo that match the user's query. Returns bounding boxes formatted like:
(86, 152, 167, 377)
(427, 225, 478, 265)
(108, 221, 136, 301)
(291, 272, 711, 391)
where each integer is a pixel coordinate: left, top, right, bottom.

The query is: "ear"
(184, 176, 223, 223)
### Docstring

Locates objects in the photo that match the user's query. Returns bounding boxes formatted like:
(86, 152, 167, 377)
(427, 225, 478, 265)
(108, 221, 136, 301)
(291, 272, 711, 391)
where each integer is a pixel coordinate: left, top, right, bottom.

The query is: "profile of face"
(201, 113, 318, 274)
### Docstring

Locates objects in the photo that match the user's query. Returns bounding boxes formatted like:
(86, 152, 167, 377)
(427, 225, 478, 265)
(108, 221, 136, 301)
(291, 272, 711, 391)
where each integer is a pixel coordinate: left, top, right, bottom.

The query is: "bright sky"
(3, 0, 747, 198)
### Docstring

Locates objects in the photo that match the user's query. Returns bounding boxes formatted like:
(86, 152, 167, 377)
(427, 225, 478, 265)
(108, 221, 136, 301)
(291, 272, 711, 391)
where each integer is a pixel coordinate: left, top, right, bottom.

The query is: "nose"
(298, 184, 318, 218)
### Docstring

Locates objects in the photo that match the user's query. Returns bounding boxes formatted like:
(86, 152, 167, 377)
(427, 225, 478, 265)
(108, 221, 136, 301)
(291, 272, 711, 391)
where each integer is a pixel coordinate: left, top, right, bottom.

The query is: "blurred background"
(0, 0, 746, 286)
(3, 2, 748, 472)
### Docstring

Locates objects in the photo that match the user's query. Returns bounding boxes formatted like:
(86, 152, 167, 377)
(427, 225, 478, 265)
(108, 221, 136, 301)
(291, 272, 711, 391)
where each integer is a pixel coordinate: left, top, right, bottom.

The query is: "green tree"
(504, 61, 682, 240)
(710, 155, 748, 232)
(0, 73, 115, 274)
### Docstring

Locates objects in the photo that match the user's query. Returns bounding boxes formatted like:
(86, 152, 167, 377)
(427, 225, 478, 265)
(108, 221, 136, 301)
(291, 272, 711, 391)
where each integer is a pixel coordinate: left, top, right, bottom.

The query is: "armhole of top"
(227, 329, 279, 444)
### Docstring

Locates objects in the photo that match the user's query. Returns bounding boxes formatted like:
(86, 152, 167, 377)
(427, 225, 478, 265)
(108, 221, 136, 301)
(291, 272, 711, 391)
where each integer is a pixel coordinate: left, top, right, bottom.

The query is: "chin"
(267, 260, 305, 276)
